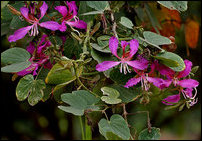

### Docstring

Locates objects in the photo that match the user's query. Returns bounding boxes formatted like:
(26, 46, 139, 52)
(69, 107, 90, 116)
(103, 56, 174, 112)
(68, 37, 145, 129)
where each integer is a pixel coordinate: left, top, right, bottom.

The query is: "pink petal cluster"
(17, 35, 53, 76)
(8, 1, 60, 42)
(55, 1, 87, 32)
(155, 60, 199, 106)
(124, 61, 171, 91)
(96, 36, 148, 74)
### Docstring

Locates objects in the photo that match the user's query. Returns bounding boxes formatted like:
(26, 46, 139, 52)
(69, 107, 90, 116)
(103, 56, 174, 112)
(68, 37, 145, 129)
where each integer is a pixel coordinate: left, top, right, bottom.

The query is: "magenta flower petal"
(183, 88, 193, 98)
(147, 77, 172, 89)
(33, 64, 39, 76)
(124, 77, 141, 88)
(155, 62, 175, 79)
(66, 20, 87, 29)
(26, 42, 35, 54)
(39, 21, 60, 31)
(8, 25, 33, 42)
(44, 61, 53, 69)
(58, 21, 67, 32)
(39, 34, 48, 45)
(162, 94, 181, 105)
(39, 1, 48, 20)
(177, 79, 199, 88)
(109, 36, 120, 59)
(17, 63, 39, 76)
(126, 59, 148, 70)
(128, 39, 139, 59)
(55, 6, 68, 17)
(121, 41, 129, 50)
(177, 60, 192, 78)
(67, 1, 78, 17)
(96, 61, 120, 72)
(20, 7, 30, 20)
(148, 62, 156, 75)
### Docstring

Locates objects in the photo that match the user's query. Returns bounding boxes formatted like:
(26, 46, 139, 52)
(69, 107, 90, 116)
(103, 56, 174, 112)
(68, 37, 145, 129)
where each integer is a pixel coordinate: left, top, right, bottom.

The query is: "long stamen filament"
(120, 63, 123, 73)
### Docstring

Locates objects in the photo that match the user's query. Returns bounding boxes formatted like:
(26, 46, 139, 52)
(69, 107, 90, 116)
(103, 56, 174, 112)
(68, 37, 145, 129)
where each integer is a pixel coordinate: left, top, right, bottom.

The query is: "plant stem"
(79, 116, 85, 140)
(127, 111, 152, 133)
(122, 104, 128, 125)
(83, 22, 92, 53)
(110, 10, 118, 38)
(73, 63, 100, 98)
(82, 71, 101, 76)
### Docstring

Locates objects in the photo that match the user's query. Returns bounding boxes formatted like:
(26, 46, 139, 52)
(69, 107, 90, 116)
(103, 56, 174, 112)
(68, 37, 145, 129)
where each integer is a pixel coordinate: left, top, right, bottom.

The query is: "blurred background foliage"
(1, 1, 201, 140)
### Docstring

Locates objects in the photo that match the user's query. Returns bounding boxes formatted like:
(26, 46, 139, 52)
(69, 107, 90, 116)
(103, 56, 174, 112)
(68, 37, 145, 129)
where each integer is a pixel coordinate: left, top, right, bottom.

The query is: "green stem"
(73, 63, 100, 98)
(82, 71, 101, 76)
(85, 117, 92, 140)
(79, 116, 85, 140)
(119, 37, 133, 41)
(83, 22, 92, 52)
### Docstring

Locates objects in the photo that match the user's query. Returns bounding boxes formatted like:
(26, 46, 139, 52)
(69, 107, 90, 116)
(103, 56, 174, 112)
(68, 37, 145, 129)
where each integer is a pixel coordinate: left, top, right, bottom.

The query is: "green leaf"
(119, 17, 134, 29)
(78, 1, 95, 22)
(153, 51, 185, 72)
(91, 49, 117, 78)
(1, 23, 10, 36)
(1, 47, 31, 73)
(1, 47, 31, 64)
(49, 35, 63, 47)
(145, 4, 161, 33)
(45, 61, 76, 85)
(28, 79, 46, 106)
(1, 61, 32, 73)
(157, 1, 188, 12)
(138, 127, 161, 140)
(91, 43, 111, 53)
(98, 114, 131, 140)
(86, 1, 109, 12)
(63, 38, 82, 59)
(10, 15, 28, 29)
(106, 132, 123, 140)
(101, 87, 122, 104)
(81, 10, 103, 15)
(110, 84, 142, 103)
(1, 1, 9, 9)
(191, 66, 199, 74)
(143, 31, 172, 46)
(110, 68, 135, 85)
(16, 75, 46, 106)
(97, 35, 111, 48)
(58, 90, 100, 116)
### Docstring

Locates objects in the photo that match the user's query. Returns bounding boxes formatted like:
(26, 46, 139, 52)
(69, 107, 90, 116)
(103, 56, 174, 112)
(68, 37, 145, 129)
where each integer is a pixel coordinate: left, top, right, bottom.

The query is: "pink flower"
(157, 60, 199, 106)
(8, 1, 60, 42)
(124, 63, 171, 91)
(96, 36, 148, 74)
(55, 1, 87, 32)
(17, 35, 53, 76)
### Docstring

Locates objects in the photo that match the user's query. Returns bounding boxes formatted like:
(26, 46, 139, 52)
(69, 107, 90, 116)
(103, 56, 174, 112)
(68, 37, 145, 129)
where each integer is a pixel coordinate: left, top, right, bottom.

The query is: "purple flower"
(8, 1, 60, 42)
(55, 1, 87, 32)
(96, 36, 148, 74)
(17, 35, 53, 76)
(158, 60, 199, 106)
(124, 65, 171, 91)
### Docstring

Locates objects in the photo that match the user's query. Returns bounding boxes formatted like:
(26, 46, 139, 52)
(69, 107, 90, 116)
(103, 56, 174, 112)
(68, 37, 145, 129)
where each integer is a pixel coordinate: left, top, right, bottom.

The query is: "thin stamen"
(120, 63, 123, 73)
(74, 16, 79, 22)
(181, 90, 188, 99)
(126, 64, 131, 73)
(192, 87, 197, 99)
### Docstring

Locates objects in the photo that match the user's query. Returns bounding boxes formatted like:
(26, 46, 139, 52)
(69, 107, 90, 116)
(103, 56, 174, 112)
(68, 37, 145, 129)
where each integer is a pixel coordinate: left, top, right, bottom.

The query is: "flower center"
(181, 88, 198, 107)
(28, 23, 39, 36)
(120, 62, 131, 74)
